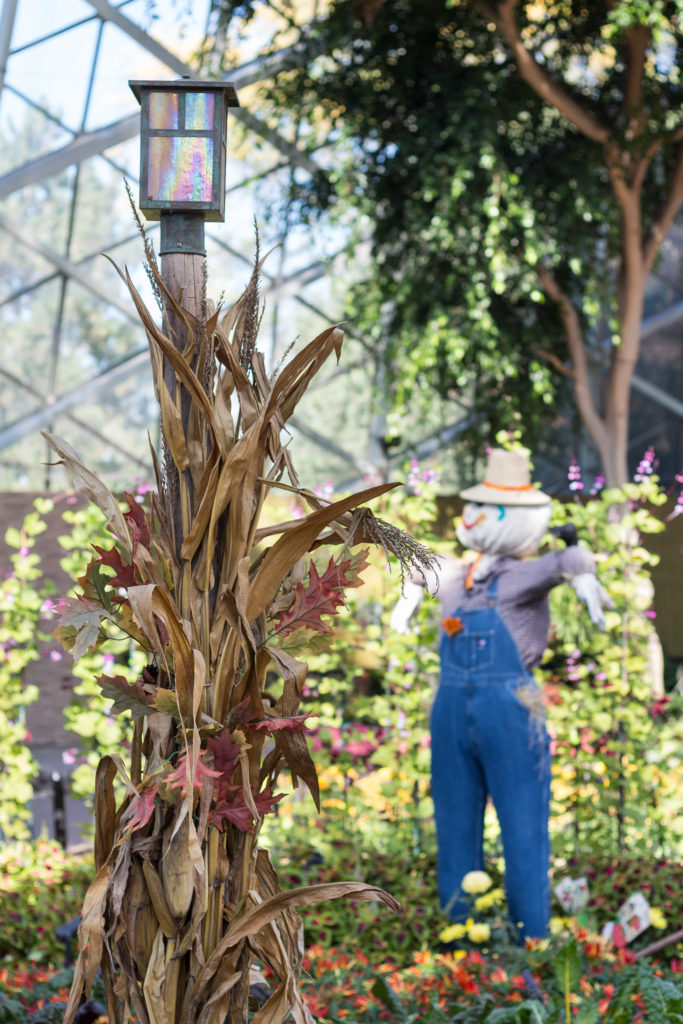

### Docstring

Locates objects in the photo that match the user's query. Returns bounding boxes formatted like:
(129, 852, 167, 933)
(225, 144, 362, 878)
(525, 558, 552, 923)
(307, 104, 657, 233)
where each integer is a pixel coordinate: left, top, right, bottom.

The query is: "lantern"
(129, 78, 239, 253)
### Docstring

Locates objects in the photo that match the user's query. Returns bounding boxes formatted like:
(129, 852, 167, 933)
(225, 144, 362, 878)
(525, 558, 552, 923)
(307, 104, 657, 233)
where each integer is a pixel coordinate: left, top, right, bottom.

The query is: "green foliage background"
(201, 0, 683, 480)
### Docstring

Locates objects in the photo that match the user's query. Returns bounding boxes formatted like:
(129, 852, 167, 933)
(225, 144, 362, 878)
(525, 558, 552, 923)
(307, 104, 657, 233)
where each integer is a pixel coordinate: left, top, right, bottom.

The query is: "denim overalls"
(430, 574, 551, 940)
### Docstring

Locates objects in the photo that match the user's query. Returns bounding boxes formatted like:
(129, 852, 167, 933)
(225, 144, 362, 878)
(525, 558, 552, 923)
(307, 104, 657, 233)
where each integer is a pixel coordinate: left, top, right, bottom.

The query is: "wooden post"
(160, 250, 208, 556)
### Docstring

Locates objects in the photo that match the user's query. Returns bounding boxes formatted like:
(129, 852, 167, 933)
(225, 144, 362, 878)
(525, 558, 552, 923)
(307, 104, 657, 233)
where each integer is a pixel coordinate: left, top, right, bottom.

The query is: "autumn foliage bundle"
(41, 249, 436, 1024)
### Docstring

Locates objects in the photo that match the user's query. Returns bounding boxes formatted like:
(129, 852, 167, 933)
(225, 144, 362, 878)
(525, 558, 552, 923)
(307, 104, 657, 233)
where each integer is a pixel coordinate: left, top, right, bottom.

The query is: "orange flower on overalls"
(441, 616, 464, 636)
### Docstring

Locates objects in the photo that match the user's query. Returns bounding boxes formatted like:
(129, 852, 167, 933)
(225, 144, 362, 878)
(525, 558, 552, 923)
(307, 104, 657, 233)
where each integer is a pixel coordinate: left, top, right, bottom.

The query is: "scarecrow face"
(457, 502, 504, 553)
(456, 501, 552, 558)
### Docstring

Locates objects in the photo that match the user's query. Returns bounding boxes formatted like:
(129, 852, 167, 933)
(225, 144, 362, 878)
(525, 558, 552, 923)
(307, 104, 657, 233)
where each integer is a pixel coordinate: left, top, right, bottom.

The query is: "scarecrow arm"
(388, 557, 444, 634)
(389, 580, 426, 634)
(571, 573, 615, 630)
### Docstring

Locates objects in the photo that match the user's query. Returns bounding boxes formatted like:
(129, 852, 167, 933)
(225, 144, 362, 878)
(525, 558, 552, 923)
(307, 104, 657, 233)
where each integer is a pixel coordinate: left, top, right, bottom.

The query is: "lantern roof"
(129, 80, 240, 108)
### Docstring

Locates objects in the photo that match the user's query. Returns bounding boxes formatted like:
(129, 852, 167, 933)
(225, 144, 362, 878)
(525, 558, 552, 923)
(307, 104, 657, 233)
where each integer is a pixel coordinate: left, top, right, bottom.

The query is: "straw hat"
(459, 449, 551, 506)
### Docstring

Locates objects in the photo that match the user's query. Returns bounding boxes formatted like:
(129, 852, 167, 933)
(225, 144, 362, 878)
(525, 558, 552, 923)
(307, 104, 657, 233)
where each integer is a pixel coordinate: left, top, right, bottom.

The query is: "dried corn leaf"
(121, 861, 157, 979)
(267, 326, 344, 424)
(107, 841, 133, 940)
(247, 482, 397, 621)
(158, 376, 190, 472)
(120, 268, 218, 443)
(62, 949, 87, 1024)
(159, 811, 195, 924)
(76, 862, 113, 1001)
(226, 880, 399, 946)
(42, 432, 131, 557)
(249, 982, 291, 1024)
(191, 879, 398, 1009)
(254, 848, 303, 971)
(266, 646, 308, 703)
(274, 728, 319, 810)
(142, 860, 180, 938)
(180, 425, 259, 562)
(94, 756, 117, 871)
(146, 711, 173, 772)
(143, 926, 171, 1024)
(101, 955, 123, 1024)
(127, 585, 198, 725)
(184, 462, 222, 570)
(247, 915, 304, 1024)
(212, 322, 260, 429)
(213, 372, 236, 456)
(196, 962, 242, 1024)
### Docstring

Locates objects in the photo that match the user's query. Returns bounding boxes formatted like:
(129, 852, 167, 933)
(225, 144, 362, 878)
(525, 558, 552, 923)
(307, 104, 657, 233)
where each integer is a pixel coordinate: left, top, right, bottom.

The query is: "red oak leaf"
(121, 787, 156, 836)
(275, 555, 369, 638)
(92, 544, 137, 593)
(75, 558, 116, 607)
(245, 713, 311, 733)
(224, 697, 259, 734)
(206, 731, 241, 777)
(123, 493, 151, 551)
(212, 784, 283, 834)
(53, 595, 109, 661)
(96, 673, 155, 719)
(166, 749, 222, 799)
(336, 547, 371, 588)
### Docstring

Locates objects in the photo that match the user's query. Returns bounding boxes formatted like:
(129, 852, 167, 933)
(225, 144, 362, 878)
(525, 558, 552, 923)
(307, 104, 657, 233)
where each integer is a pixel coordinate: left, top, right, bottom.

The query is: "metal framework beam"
(631, 375, 683, 420)
(0, 0, 18, 96)
(0, 348, 149, 451)
(0, 115, 138, 199)
(84, 0, 191, 76)
(0, 214, 138, 322)
(288, 415, 368, 474)
(0, 365, 151, 470)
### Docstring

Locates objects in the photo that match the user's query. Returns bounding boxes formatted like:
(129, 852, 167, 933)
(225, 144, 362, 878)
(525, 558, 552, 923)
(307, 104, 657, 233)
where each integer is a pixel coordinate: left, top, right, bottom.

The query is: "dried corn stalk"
(42, 250, 436, 1024)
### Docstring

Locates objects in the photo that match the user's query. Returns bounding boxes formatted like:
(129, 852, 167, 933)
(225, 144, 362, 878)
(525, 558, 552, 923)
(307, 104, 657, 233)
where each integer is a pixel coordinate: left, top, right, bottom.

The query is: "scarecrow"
(391, 449, 613, 940)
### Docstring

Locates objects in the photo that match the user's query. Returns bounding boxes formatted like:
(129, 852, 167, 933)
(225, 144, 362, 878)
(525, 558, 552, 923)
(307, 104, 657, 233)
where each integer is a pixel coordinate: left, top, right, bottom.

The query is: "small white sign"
(554, 876, 590, 914)
(601, 891, 651, 946)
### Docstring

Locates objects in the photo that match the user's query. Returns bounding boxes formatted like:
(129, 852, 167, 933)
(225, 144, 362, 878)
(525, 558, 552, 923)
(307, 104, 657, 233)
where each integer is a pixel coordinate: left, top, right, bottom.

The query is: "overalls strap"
(486, 572, 500, 604)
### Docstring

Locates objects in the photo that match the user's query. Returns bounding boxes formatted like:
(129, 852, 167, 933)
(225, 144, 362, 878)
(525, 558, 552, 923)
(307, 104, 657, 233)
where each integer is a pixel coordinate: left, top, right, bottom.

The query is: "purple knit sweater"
(433, 548, 595, 671)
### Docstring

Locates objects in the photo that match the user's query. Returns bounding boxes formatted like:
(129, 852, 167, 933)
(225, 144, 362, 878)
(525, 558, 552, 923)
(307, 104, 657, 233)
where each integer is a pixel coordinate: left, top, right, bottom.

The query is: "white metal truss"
(0, 0, 381, 492)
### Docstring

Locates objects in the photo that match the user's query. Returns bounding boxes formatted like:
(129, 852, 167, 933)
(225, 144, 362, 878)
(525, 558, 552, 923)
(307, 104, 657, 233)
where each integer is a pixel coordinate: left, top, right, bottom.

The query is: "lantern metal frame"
(129, 79, 239, 224)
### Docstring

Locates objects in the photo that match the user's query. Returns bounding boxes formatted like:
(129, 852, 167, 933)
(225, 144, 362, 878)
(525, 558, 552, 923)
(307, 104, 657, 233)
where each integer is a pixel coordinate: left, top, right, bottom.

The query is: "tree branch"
(631, 136, 662, 194)
(534, 347, 575, 379)
(643, 140, 683, 274)
(535, 265, 608, 459)
(482, 0, 610, 144)
(623, 23, 651, 144)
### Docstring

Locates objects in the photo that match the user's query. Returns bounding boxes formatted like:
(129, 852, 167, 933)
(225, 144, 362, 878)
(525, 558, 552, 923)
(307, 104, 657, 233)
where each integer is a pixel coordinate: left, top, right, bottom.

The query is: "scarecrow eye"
(497, 505, 506, 520)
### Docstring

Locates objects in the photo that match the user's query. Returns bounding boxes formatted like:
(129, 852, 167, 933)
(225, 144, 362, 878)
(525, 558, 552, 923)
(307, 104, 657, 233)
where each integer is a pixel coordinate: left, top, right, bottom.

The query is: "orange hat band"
(482, 480, 535, 492)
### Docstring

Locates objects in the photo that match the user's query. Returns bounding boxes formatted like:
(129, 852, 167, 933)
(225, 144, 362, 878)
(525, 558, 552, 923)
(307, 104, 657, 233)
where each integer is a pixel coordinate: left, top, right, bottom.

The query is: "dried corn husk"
(46, 246, 425, 1024)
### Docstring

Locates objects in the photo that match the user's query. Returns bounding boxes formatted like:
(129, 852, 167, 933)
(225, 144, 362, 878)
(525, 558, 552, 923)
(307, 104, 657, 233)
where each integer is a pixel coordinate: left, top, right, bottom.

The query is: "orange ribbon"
(482, 480, 534, 491)
(464, 553, 482, 590)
